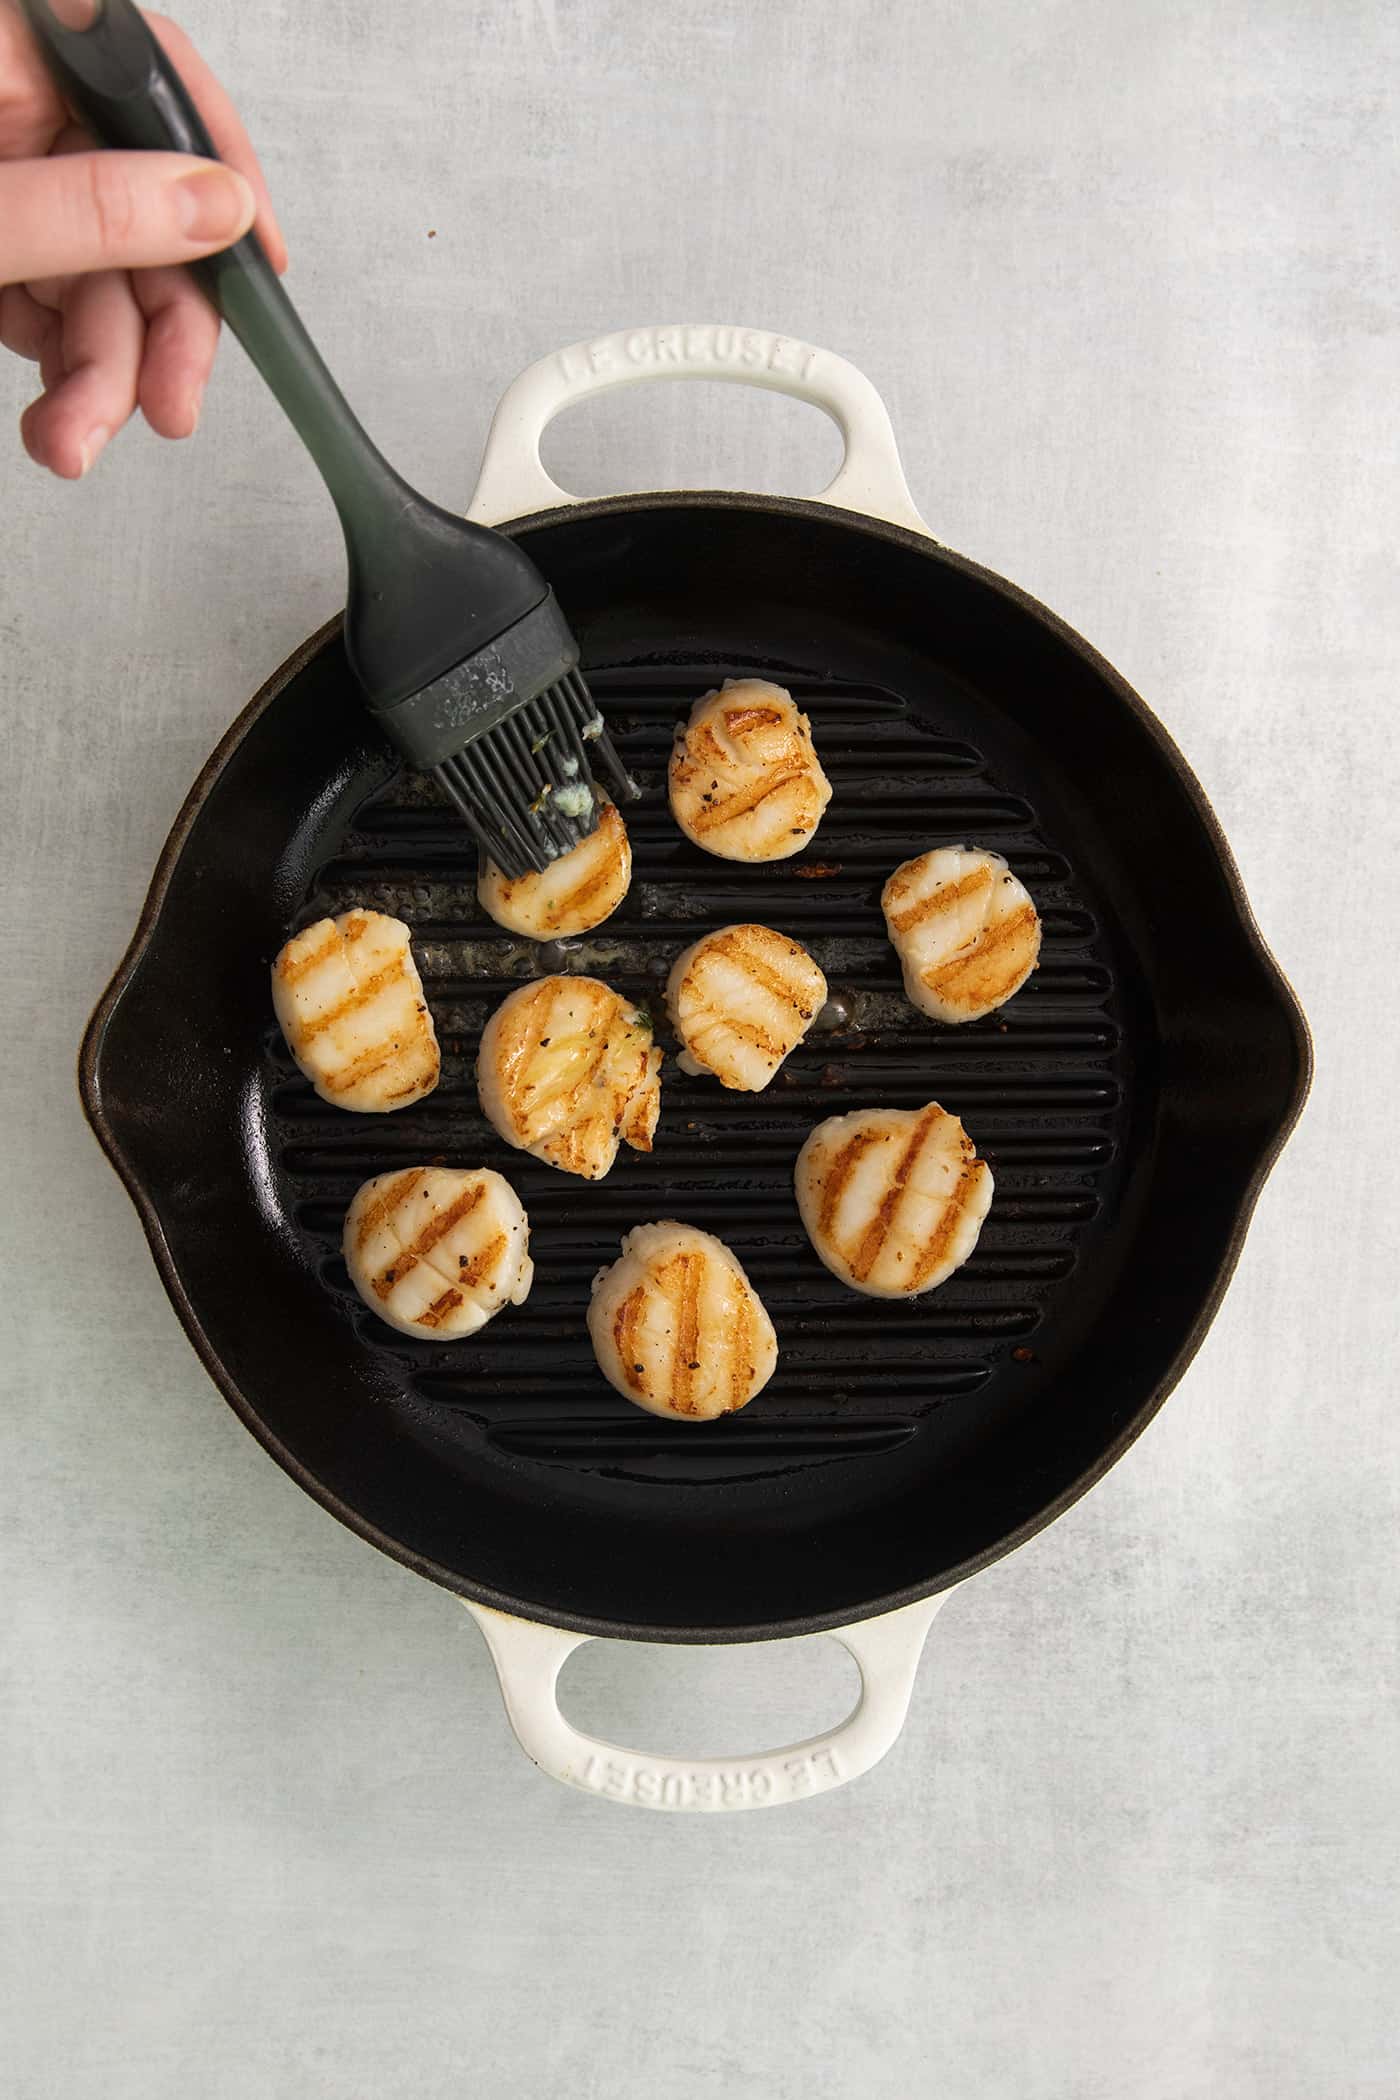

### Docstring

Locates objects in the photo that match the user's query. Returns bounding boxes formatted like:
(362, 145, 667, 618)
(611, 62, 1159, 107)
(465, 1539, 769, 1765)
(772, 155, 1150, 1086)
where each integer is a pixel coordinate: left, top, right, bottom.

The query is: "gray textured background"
(3, 2, 1398, 2095)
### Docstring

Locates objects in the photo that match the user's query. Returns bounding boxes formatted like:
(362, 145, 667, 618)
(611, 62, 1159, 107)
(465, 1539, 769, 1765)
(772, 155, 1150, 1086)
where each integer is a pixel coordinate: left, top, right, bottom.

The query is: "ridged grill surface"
(267, 667, 1127, 1486)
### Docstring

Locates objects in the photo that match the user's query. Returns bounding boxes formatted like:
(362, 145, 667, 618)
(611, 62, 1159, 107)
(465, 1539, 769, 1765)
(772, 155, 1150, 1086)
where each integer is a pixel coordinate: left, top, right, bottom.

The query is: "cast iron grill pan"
(83, 500, 1308, 1638)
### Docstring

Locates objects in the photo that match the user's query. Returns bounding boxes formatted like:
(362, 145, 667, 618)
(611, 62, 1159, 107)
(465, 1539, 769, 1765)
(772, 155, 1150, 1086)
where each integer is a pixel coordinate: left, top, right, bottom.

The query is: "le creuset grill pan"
(80, 325, 1310, 1810)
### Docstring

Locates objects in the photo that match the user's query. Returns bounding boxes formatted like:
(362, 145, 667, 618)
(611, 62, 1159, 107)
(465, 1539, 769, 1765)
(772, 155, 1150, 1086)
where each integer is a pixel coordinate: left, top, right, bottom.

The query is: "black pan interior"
(83, 498, 1309, 1639)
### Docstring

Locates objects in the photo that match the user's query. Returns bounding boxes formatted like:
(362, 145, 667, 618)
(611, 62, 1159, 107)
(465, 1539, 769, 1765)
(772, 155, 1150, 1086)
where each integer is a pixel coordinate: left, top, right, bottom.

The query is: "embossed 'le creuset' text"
(572, 1745, 843, 1808)
(557, 326, 821, 385)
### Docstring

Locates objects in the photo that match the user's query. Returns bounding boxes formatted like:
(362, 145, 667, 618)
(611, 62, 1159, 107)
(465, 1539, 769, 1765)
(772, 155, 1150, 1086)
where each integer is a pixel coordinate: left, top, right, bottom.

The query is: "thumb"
(0, 150, 254, 288)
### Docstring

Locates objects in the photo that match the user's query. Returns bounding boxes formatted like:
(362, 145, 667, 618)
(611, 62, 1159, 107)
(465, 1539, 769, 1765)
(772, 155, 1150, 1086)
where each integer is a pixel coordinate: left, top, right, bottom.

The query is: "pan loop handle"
(462, 1593, 951, 1812)
(466, 323, 932, 537)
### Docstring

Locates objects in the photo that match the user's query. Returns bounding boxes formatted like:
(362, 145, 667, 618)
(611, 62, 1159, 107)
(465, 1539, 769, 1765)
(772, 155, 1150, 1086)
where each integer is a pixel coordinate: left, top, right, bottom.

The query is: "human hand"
(0, 0, 285, 476)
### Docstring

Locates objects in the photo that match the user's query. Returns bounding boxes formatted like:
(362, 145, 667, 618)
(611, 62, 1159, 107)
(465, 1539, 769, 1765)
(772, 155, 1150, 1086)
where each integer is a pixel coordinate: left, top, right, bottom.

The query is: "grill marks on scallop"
(669, 679, 832, 862)
(417, 1285, 465, 1330)
(277, 932, 339, 986)
(477, 975, 663, 1180)
(844, 1103, 947, 1284)
(614, 1254, 707, 1415)
(885, 863, 994, 935)
(661, 1251, 703, 1416)
(815, 1130, 884, 1238)
(588, 1222, 778, 1421)
(613, 1286, 650, 1400)
(666, 923, 827, 1092)
(477, 799, 632, 939)
(370, 1182, 487, 1300)
(272, 909, 440, 1112)
(924, 903, 1040, 1009)
(690, 767, 809, 838)
(882, 847, 1041, 1025)
(296, 960, 400, 1043)
(795, 1105, 994, 1299)
(342, 1167, 533, 1339)
(906, 1172, 981, 1290)
(351, 1168, 426, 1249)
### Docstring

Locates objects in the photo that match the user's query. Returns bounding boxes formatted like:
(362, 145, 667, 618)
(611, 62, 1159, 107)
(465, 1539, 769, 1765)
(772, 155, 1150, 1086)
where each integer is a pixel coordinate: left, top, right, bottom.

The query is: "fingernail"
(79, 425, 112, 477)
(174, 166, 253, 245)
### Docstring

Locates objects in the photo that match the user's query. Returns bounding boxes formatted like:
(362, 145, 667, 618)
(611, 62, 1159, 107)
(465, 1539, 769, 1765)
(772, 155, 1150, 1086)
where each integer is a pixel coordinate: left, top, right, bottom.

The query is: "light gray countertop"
(3, 3, 1397, 2095)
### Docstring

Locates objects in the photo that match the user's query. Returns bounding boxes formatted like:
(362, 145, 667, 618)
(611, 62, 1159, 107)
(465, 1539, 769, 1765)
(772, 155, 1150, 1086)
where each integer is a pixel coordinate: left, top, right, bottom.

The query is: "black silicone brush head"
(433, 661, 637, 877)
(346, 505, 635, 878)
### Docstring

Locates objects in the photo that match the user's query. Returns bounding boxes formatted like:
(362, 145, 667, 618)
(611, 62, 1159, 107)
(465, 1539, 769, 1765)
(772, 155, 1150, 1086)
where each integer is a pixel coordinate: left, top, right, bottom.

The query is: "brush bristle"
(433, 669, 637, 878)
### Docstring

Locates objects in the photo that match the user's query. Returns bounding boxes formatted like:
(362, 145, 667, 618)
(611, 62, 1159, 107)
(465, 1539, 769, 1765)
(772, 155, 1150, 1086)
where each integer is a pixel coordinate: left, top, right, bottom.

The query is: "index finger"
(145, 13, 287, 272)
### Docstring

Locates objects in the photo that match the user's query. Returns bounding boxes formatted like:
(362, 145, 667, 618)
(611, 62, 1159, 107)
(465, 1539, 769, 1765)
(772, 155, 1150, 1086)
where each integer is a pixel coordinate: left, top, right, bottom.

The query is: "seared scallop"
(588, 1222, 778, 1420)
(668, 677, 832, 861)
(343, 1167, 532, 1339)
(795, 1103, 993, 1298)
(478, 798, 632, 939)
(882, 845, 1041, 1024)
(477, 975, 662, 1180)
(666, 923, 827, 1091)
(272, 909, 439, 1112)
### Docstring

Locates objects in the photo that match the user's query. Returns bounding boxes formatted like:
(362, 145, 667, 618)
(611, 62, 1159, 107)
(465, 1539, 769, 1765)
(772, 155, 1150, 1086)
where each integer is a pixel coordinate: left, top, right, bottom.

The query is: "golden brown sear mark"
(660, 1252, 703, 1417)
(416, 1286, 466, 1330)
(370, 1182, 486, 1299)
(353, 1167, 426, 1251)
(906, 1167, 984, 1289)
(547, 859, 619, 925)
(457, 1233, 507, 1289)
(321, 1023, 436, 1098)
(923, 903, 1039, 1002)
(720, 704, 784, 736)
(885, 863, 994, 935)
(816, 1128, 885, 1238)
(291, 960, 401, 1045)
(275, 933, 339, 985)
(845, 1105, 947, 1282)
(706, 1011, 784, 1057)
(688, 768, 810, 835)
(614, 1287, 649, 1396)
(701, 926, 808, 1009)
